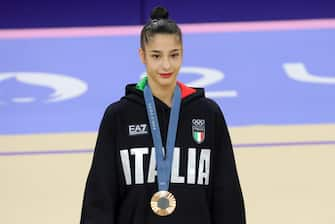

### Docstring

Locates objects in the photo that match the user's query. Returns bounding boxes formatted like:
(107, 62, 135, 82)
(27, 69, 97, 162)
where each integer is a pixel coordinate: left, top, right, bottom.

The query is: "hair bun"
(150, 6, 169, 20)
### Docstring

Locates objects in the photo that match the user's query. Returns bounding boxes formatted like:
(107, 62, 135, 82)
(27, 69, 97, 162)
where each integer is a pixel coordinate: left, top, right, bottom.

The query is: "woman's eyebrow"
(149, 50, 161, 53)
(148, 49, 180, 53)
(170, 49, 181, 52)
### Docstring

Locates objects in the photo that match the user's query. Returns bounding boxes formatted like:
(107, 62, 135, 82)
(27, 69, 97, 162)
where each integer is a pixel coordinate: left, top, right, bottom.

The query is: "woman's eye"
(171, 53, 179, 58)
(151, 55, 160, 59)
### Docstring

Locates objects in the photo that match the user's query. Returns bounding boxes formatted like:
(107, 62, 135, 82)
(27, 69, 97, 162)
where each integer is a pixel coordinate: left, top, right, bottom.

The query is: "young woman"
(80, 6, 246, 224)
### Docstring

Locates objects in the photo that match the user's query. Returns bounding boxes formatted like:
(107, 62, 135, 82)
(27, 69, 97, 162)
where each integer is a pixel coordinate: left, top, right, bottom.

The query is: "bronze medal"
(150, 191, 176, 216)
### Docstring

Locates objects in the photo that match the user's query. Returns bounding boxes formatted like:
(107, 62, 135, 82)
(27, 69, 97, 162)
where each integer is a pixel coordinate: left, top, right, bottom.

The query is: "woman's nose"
(161, 58, 171, 70)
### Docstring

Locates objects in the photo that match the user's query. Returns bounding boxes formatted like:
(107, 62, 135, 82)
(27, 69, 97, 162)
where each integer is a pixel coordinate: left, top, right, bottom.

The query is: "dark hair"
(140, 6, 183, 49)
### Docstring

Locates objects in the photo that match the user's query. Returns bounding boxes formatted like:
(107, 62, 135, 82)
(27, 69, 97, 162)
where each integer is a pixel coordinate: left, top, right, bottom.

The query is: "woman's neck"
(147, 79, 176, 107)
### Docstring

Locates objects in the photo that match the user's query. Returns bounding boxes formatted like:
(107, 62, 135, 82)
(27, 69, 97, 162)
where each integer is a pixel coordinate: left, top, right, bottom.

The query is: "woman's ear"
(139, 48, 146, 64)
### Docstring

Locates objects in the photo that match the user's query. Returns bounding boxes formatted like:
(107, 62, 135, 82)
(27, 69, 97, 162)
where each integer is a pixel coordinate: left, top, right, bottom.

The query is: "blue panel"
(0, 0, 141, 28)
(144, 0, 335, 23)
(1, 0, 335, 28)
(182, 29, 335, 126)
(0, 28, 334, 134)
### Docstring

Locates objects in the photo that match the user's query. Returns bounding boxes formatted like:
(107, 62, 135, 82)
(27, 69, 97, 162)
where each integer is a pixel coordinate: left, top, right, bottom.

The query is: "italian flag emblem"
(193, 131, 205, 144)
(192, 119, 205, 144)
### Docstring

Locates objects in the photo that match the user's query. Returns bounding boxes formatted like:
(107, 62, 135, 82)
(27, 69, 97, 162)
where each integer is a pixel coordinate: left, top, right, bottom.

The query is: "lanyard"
(143, 82, 181, 191)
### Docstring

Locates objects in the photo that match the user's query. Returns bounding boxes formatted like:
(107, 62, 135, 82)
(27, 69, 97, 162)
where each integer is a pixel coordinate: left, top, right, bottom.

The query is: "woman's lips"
(159, 73, 173, 78)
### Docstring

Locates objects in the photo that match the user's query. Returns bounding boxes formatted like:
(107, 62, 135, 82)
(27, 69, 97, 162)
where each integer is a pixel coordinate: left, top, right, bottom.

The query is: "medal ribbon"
(144, 82, 181, 191)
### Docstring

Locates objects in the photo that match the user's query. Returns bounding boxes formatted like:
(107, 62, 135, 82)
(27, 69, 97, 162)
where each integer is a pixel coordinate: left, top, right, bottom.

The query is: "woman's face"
(139, 34, 183, 89)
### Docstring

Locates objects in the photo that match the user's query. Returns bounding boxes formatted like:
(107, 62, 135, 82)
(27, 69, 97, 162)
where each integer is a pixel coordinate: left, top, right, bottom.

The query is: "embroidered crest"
(192, 119, 205, 144)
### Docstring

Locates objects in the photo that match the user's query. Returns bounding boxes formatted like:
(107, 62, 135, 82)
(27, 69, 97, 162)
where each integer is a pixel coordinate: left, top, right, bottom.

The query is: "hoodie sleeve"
(211, 106, 246, 224)
(80, 105, 120, 224)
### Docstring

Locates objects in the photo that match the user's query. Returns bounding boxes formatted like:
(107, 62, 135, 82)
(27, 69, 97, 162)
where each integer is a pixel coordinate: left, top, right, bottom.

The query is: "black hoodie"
(80, 81, 246, 224)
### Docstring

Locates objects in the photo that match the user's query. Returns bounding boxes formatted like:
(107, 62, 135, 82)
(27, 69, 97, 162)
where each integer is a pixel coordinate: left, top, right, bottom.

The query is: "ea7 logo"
(128, 124, 148, 136)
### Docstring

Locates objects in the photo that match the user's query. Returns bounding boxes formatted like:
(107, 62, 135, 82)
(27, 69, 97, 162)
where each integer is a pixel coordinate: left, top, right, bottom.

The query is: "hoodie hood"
(122, 76, 205, 106)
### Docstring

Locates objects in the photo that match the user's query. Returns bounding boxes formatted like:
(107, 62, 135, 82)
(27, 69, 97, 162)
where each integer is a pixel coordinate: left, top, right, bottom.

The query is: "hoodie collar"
(135, 76, 196, 99)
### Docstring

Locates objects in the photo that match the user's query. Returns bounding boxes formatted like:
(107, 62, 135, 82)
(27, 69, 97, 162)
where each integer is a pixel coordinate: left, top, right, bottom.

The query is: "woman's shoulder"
(193, 96, 223, 114)
(103, 99, 130, 116)
(103, 95, 144, 118)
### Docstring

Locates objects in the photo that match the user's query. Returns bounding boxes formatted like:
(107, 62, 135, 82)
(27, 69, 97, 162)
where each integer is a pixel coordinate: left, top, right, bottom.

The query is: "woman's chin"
(157, 77, 177, 88)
